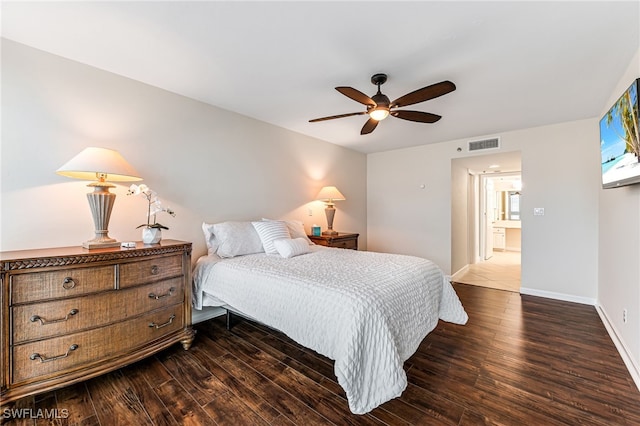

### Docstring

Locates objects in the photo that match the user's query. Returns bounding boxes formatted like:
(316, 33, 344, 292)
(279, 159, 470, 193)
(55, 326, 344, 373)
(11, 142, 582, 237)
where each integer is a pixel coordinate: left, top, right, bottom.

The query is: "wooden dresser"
(308, 232, 359, 250)
(0, 240, 194, 406)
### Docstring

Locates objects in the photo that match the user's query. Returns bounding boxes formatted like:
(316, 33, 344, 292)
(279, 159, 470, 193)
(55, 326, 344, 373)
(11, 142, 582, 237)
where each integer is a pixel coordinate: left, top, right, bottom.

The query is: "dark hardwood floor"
(4, 283, 640, 425)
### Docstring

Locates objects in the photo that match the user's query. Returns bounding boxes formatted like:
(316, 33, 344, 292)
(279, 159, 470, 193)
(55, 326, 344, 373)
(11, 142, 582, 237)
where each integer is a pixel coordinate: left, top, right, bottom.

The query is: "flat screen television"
(600, 78, 640, 189)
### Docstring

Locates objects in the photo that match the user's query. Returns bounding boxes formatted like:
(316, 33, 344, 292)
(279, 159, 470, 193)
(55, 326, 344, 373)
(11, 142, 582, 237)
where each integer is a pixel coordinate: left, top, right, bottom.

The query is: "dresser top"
(0, 240, 191, 271)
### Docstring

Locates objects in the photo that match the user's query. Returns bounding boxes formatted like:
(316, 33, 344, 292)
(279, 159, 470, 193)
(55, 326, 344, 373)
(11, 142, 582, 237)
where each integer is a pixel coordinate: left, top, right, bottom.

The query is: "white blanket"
(193, 246, 468, 414)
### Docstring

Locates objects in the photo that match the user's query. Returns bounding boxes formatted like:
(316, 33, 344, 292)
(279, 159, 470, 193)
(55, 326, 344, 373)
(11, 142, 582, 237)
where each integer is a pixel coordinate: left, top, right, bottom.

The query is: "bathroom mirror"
(496, 191, 521, 221)
(507, 191, 520, 220)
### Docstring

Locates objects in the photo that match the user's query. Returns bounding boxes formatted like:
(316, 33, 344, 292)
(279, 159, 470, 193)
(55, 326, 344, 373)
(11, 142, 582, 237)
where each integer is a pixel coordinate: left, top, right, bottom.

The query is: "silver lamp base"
(83, 183, 120, 249)
(323, 205, 338, 235)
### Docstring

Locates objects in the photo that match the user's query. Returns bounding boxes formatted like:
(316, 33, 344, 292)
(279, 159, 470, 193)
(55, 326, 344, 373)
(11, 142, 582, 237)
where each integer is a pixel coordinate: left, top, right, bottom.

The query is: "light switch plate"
(533, 208, 545, 216)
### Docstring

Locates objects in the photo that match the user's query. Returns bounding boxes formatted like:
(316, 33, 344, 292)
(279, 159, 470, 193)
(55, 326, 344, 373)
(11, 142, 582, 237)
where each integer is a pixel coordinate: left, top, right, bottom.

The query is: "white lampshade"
(316, 186, 346, 203)
(56, 147, 141, 182)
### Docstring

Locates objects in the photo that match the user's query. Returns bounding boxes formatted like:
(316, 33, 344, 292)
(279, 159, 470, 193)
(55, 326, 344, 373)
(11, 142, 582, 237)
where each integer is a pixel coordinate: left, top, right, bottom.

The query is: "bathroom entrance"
(451, 151, 522, 292)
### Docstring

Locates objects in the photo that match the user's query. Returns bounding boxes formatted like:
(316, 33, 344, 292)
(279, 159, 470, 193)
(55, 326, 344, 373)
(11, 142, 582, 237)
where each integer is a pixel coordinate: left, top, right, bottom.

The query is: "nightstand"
(308, 232, 359, 250)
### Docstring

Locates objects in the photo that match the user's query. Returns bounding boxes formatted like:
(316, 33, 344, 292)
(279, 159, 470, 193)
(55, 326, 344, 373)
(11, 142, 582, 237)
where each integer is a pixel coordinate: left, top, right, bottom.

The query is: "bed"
(193, 220, 468, 414)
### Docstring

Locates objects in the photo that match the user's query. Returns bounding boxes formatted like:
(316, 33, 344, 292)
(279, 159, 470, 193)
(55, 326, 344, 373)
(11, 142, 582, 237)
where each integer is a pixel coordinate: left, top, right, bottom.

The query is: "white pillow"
(262, 218, 313, 244)
(273, 238, 311, 258)
(252, 221, 291, 254)
(202, 221, 264, 258)
(202, 222, 218, 256)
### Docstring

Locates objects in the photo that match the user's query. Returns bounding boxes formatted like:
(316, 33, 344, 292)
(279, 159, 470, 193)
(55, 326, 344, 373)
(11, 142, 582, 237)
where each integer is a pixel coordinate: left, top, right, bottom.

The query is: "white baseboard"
(192, 306, 226, 324)
(450, 264, 469, 282)
(596, 305, 640, 392)
(519, 287, 596, 305)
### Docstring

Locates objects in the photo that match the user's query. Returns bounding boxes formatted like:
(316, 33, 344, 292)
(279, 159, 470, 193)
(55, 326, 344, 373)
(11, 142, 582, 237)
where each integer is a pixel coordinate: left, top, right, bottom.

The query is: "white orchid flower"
(127, 184, 142, 195)
(127, 184, 176, 230)
(149, 201, 164, 216)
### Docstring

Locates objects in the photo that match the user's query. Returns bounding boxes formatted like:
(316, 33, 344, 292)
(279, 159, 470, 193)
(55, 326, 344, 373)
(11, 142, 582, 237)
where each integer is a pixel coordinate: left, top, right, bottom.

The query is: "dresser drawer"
(12, 277, 184, 344)
(11, 304, 184, 384)
(11, 265, 116, 304)
(331, 239, 357, 250)
(119, 254, 183, 288)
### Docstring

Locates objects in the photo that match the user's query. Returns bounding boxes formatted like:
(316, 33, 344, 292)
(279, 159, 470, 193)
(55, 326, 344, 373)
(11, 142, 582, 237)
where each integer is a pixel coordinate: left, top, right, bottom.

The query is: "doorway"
(451, 152, 522, 292)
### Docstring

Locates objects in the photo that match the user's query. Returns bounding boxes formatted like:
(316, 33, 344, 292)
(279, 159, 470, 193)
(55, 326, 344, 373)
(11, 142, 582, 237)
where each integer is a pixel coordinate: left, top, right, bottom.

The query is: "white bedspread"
(193, 246, 468, 414)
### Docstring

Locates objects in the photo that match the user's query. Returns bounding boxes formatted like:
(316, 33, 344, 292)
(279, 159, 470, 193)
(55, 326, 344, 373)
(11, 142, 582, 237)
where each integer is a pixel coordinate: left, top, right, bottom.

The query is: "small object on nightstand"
(120, 241, 136, 248)
(308, 232, 359, 250)
(312, 224, 321, 236)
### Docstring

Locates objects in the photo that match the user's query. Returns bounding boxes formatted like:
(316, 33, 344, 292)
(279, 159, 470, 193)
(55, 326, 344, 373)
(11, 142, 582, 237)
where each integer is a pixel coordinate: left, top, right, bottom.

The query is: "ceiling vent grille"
(468, 137, 500, 152)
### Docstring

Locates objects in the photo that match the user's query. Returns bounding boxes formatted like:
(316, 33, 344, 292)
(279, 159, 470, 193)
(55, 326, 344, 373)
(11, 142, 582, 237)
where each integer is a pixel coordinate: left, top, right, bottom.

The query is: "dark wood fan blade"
(391, 80, 456, 108)
(336, 87, 376, 106)
(309, 111, 367, 122)
(360, 117, 379, 135)
(391, 110, 442, 123)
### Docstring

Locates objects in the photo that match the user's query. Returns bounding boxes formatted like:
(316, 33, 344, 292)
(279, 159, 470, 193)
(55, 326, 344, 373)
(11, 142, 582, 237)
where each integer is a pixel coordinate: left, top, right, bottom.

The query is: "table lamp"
(56, 147, 142, 249)
(316, 186, 345, 236)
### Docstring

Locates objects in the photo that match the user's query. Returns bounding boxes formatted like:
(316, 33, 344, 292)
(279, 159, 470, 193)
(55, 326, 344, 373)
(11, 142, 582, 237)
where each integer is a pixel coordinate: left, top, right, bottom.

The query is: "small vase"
(142, 227, 162, 244)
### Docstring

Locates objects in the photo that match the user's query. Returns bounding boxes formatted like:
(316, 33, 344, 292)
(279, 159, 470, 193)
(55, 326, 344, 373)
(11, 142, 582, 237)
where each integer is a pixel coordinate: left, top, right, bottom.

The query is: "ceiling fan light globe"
(369, 108, 389, 121)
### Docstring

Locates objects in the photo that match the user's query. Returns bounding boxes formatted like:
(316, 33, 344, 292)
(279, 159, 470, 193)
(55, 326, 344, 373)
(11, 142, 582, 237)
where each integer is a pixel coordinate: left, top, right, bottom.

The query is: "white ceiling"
(2, 1, 639, 154)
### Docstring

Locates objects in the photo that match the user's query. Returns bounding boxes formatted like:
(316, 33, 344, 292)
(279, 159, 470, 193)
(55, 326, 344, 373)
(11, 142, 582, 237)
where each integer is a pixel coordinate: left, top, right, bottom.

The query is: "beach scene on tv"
(600, 80, 640, 187)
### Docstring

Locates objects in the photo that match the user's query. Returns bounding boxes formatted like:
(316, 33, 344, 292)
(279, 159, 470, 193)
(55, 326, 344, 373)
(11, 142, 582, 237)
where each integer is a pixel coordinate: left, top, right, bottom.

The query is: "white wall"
(367, 141, 455, 269)
(368, 118, 600, 302)
(1, 39, 367, 259)
(598, 49, 640, 380)
(450, 160, 470, 275)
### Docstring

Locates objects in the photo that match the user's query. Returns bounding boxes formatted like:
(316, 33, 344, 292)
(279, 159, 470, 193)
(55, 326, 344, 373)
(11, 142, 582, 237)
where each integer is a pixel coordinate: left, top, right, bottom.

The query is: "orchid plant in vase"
(127, 184, 176, 244)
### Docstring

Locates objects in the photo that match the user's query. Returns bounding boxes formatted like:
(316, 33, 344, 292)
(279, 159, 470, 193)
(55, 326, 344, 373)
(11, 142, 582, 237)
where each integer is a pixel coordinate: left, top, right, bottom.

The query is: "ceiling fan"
(309, 73, 456, 135)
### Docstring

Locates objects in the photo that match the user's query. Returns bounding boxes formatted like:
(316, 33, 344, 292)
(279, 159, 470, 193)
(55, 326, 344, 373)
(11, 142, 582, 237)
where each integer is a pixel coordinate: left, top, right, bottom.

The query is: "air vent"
(468, 137, 500, 152)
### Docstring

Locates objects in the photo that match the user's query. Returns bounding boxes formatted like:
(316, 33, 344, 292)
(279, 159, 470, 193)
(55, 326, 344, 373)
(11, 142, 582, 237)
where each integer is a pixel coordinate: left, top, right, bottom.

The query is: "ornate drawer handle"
(62, 277, 76, 289)
(149, 314, 176, 329)
(150, 265, 160, 275)
(30, 309, 79, 325)
(148, 287, 176, 300)
(30, 344, 78, 363)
